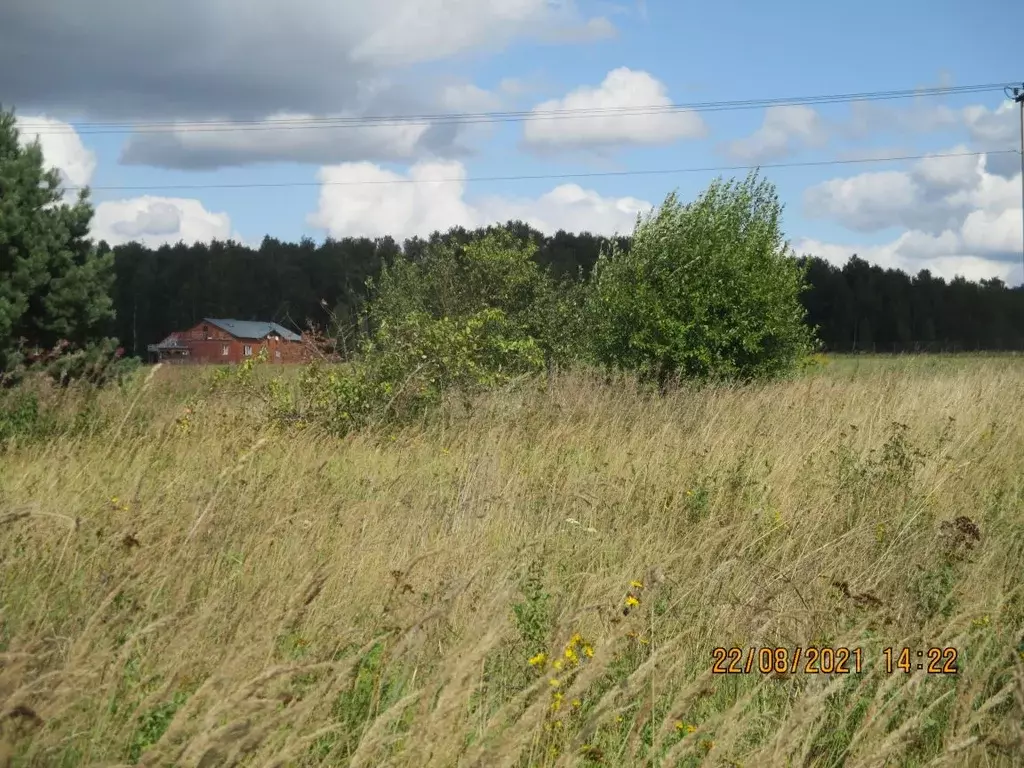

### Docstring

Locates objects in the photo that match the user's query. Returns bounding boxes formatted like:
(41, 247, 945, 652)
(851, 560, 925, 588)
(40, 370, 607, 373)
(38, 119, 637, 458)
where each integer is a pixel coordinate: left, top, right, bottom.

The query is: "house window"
(275, 349, 281, 360)
(243, 344, 253, 356)
(222, 344, 230, 356)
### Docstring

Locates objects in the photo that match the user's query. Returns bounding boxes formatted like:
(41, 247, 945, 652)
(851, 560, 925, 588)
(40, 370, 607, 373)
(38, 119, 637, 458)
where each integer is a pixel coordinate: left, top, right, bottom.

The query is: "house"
(147, 318, 309, 364)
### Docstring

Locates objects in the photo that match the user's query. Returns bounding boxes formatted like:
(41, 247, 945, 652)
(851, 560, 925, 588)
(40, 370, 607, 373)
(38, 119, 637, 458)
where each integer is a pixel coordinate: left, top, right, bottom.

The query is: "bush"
(233, 308, 546, 436)
(0, 390, 46, 444)
(368, 227, 574, 368)
(2, 338, 141, 389)
(586, 172, 816, 385)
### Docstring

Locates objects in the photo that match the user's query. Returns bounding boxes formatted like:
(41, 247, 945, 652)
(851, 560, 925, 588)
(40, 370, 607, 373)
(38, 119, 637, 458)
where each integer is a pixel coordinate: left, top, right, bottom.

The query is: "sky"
(2, 0, 1022, 284)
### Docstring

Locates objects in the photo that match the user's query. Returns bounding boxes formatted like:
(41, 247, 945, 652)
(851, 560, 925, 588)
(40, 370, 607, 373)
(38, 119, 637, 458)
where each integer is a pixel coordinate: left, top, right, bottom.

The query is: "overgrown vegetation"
(587, 175, 815, 385)
(203, 172, 817, 436)
(1, 357, 1023, 766)
(0, 108, 131, 389)
(2, 105, 1023, 767)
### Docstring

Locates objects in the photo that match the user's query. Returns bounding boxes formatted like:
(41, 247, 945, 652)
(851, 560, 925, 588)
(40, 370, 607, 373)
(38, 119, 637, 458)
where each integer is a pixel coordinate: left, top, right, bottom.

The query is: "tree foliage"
(288, 308, 545, 435)
(235, 232, 555, 435)
(5, 89, 1024, 410)
(0, 107, 121, 383)
(81, 220, 1024, 361)
(586, 173, 816, 384)
(367, 228, 583, 367)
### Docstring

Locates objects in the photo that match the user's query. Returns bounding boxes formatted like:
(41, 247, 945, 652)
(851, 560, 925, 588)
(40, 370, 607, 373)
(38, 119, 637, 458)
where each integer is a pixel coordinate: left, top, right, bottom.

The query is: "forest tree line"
(106, 223, 1024, 358)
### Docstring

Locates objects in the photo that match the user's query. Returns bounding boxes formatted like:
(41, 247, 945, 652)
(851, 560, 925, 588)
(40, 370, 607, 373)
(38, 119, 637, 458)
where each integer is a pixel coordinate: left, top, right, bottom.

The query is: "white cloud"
(16, 116, 239, 248)
(119, 78, 512, 169)
(523, 68, 706, 151)
(307, 160, 650, 241)
(962, 102, 1020, 178)
(2, 0, 604, 120)
(540, 15, 618, 43)
(93, 197, 237, 248)
(723, 105, 829, 163)
(351, 0, 608, 65)
(15, 114, 96, 191)
(749, 95, 1017, 170)
(4, 0, 614, 169)
(802, 145, 1013, 235)
(797, 146, 1023, 285)
(843, 99, 961, 140)
(498, 77, 531, 97)
(440, 84, 503, 113)
(803, 170, 921, 232)
(121, 112, 435, 169)
(840, 97, 1019, 177)
(963, 101, 1017, 146)
(475, 184, 649, 235)
(308, 161, 476, 240)
(436, 83, 506, 147)
(793, 236, 1019, 285)
(959, 206, 1022, 256)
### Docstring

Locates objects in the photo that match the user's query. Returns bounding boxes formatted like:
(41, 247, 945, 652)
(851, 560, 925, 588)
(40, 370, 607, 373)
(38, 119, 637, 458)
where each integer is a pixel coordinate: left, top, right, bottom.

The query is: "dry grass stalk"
(1, 356, 1023, 766)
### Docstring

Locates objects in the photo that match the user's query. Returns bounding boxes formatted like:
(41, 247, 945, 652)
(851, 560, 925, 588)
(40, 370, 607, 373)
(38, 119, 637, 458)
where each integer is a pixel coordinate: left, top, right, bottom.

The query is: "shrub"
(235, 308, 546, 436)
(0, 389, 46, 443)
(35, 338, 141, 388)
(586, 173, 816, 385)
(368, 227, 573, 368)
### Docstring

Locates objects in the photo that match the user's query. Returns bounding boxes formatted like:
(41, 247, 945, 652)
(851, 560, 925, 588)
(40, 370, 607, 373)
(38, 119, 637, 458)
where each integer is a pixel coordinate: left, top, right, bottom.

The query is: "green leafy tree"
(367, 226, 579, 367)
(586, 172, 816, 384)
(0, 107, 116, 378)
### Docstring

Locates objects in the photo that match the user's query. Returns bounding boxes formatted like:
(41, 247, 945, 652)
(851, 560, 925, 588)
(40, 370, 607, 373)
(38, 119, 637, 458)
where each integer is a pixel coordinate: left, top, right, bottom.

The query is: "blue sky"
(3, 0, 1022, 283)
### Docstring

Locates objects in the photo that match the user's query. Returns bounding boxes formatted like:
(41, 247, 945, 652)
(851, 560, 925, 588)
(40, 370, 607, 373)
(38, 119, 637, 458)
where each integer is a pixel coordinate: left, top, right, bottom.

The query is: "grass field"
(2, 355, 1023, 767)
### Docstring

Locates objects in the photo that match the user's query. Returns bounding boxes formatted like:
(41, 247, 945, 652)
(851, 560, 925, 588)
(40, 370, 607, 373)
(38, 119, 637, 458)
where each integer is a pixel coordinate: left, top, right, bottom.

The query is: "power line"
(16, 82, 1013, 135)
(64, 148, 1016, 193)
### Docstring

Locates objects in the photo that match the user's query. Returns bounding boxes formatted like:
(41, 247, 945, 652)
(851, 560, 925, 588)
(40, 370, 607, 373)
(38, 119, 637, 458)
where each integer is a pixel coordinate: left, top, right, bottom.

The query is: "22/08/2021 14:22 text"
(710, 646, 959, 675)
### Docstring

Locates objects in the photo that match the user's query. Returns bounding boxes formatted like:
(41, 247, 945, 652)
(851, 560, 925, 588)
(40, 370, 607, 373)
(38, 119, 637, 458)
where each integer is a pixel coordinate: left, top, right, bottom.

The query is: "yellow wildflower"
(551, 691, 564, 711)
(564, 647, 579, 664)
(630, 580, 644, 589)
(625, 595, 640, 608)
(552, 659, 563, 671)
(549, 677, 560, 687)
(572, 698, 582, 708)
(528, 652, 547, 667)
(583, 644, 594, 658)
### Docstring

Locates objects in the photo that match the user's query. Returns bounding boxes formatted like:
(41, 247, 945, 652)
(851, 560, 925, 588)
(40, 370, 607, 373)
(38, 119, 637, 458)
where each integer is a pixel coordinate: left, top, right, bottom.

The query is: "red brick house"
(147, 318, 309, 364)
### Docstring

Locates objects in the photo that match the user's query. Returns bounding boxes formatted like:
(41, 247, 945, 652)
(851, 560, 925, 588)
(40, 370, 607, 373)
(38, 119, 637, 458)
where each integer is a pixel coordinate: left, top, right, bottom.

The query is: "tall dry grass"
(1, 356, 1023, 767)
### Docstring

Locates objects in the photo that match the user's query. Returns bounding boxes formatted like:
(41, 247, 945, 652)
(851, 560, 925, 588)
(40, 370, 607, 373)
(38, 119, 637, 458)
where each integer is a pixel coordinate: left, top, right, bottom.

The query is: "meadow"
(1, 354, 1023, 767)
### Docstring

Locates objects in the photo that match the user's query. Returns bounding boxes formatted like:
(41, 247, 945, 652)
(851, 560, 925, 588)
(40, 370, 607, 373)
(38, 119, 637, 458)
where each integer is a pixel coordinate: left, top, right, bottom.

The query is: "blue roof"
(204, 318, 301, 342)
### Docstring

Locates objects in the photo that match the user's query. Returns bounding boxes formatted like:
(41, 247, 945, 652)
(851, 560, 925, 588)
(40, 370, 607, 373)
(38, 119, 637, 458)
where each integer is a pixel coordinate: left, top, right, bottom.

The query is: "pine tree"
(0, 106, 115, 376)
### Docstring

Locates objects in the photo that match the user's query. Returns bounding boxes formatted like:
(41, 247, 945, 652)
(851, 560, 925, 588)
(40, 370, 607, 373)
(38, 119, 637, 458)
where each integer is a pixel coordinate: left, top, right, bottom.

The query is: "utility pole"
(1013, 84, 1024, 284)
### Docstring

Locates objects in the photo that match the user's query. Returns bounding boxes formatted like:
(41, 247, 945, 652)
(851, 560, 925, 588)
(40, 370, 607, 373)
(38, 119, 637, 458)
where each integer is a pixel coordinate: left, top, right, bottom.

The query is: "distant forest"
(104, 222, 1024, 357)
